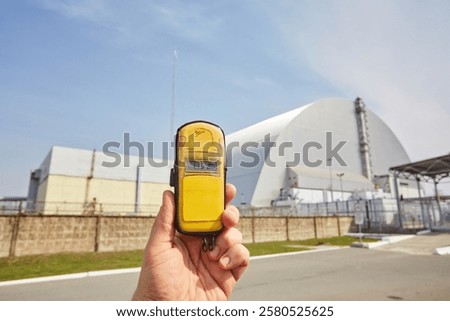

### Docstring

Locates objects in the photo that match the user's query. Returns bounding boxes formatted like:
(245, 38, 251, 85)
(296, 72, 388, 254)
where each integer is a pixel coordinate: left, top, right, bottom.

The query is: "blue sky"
(1, 0, 450, 197)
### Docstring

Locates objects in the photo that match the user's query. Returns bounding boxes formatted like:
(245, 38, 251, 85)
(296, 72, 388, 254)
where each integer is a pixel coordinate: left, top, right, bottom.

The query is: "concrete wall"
(98, 217, 155, 252)
(0, 214, 356, 258)
(287, 217, 317, 240)
(236, 217, 254, 244)
(253, 218, 288, 243)
(13, 216, 97, 257)
(0, 216, 15, 257)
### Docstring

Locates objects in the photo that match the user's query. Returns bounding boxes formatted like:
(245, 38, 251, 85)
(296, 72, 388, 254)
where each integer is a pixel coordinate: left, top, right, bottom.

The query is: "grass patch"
(293, 235, 376, 247)
(0, 236, 375, 282)
(0, 250, 144, 282)
(245, 236, 375, 256)
(245, 241, 311, 256)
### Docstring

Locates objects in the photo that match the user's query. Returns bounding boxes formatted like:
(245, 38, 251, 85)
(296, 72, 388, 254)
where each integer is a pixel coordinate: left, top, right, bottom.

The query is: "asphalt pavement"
(231, 247, 450, 300)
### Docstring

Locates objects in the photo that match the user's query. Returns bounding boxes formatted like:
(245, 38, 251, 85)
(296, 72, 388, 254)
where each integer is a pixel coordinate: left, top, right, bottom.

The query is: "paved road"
(1, 244, 450, 301)
(231, 247, 450, 300)
(0, 272, 140, 301)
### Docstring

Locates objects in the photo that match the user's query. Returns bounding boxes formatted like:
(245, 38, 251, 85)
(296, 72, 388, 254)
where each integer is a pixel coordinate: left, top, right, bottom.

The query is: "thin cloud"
(36, 0, 224, 46)
(36, 0, 111, 23)
(266, 1, 450, 160)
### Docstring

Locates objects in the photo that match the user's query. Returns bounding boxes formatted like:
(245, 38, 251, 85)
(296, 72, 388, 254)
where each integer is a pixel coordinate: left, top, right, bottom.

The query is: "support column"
(393, 172, 403, 229)
(416, 176, 427, 230)
(135, 166, 141, 213)
(434, 178, 443, 226)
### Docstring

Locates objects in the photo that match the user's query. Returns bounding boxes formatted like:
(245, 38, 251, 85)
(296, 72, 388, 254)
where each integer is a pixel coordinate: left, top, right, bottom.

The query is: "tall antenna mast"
(170, 49, 178, 154)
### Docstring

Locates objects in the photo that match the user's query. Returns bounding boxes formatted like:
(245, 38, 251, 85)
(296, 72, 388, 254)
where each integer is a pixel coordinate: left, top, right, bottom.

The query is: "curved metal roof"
(226, 97, 411, 206)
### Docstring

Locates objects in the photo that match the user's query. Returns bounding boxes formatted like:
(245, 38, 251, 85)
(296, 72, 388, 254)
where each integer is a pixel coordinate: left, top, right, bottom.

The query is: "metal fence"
(0, 199, 160, 216)
(400, 198, 450, 231)
(0, 199, 26, 215)
(239, 197, 450, 232)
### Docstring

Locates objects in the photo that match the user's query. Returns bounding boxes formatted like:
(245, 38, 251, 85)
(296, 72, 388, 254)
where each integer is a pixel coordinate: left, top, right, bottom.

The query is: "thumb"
(148, 190, 176, 249)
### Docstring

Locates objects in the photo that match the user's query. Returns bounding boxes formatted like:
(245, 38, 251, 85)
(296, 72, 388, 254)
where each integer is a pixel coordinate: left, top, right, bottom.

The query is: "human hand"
(132, 183, 250, 300)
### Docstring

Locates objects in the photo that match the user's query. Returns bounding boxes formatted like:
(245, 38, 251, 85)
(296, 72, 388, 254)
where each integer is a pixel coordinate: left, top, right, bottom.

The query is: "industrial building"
(26, 97, 421, 215)
(227, 97, 418, 206)
(27, 146, 171, 215)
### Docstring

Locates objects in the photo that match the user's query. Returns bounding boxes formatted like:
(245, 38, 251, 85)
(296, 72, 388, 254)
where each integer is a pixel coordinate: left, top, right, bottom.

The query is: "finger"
(200, 252, 236, 298)
(208, 227, 242, 261)
(148, 190, 176, 249)
(221, 204, 239, 229)
(231, 261, 249, 281)
(219, 244, 250, 279)
(225, 183, 237, 205)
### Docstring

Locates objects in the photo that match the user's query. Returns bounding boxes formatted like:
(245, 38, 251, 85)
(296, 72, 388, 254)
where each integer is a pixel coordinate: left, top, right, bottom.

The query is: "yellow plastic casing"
(171, 121, 226, 235)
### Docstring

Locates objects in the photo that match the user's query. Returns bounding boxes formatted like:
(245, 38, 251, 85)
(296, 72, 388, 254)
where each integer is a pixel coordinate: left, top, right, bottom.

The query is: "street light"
(336, 172, 345, 200)
(328, 158, 334, 202)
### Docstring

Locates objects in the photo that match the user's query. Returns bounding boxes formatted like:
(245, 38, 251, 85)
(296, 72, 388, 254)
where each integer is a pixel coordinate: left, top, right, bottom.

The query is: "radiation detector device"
(170, 121, 226, 251)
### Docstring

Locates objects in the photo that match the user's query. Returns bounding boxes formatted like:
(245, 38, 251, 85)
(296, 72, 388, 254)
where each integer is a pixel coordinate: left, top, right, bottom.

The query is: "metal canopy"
(390, 153, 450, 230)
(390, 154, 450, 182)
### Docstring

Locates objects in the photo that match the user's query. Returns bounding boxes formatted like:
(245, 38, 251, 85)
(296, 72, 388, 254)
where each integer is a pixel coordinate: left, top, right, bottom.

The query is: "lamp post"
(337, 172, 344, 200)
(328, 158, 334, 202)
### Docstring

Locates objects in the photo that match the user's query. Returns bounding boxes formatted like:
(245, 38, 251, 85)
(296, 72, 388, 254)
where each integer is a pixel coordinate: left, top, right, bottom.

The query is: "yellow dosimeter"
(170, 121, 226, 251)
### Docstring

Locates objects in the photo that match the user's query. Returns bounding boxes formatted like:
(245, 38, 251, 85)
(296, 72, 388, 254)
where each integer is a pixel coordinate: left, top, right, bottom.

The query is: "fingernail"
(220, 256, 230, 268)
